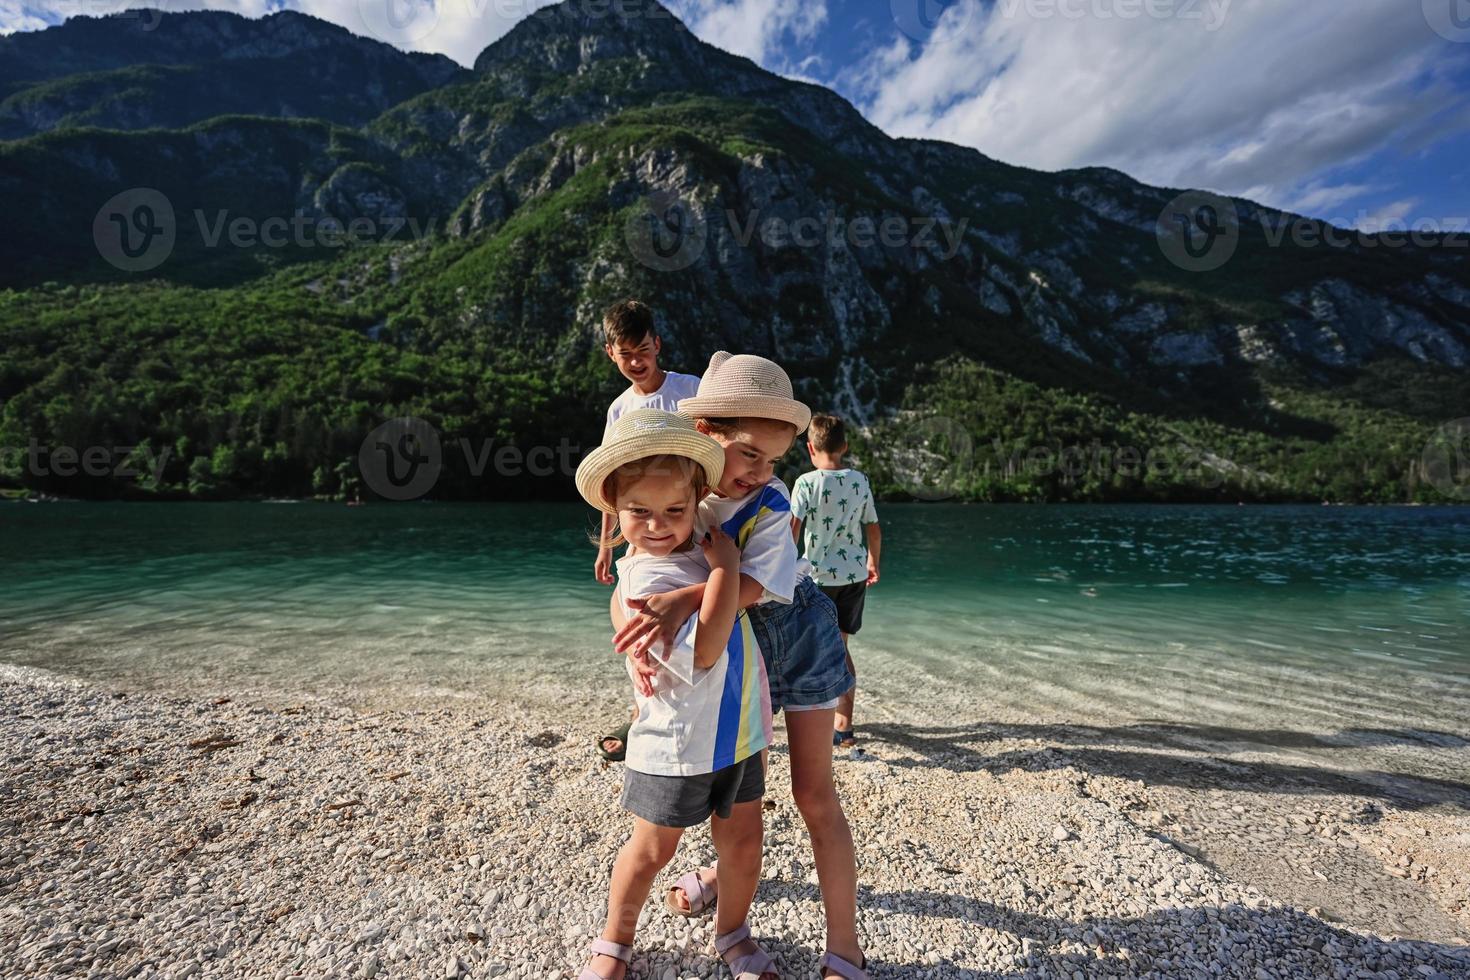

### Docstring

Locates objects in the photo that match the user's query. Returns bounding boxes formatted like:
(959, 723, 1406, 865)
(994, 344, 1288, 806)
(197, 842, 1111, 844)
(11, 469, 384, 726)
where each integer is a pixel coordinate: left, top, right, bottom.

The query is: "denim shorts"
(748, 576, 855, 711)
(621, 754, 765, 828)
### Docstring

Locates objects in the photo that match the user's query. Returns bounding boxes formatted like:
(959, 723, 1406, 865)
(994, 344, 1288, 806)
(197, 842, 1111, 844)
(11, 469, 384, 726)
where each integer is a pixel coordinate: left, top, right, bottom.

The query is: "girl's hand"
(615, 587, 702, 660)
(630, 651, 656, 697)
(701, 527, 740, 569)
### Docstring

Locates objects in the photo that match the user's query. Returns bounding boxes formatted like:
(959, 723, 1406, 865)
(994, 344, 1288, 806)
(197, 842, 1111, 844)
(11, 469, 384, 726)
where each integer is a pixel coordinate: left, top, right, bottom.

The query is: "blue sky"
(5, 0, 1470, 232)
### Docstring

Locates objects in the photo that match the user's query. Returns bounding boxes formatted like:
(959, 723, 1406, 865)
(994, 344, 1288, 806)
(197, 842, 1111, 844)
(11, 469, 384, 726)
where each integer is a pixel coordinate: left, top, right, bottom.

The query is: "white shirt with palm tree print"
(791, 468, 878, 587)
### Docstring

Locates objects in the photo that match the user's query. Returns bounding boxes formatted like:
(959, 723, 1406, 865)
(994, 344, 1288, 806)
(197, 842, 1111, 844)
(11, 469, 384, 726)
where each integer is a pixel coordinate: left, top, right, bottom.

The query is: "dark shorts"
(748, 576, 855, 712)
(620, 754, 765, 828)
(819, 582, 866, 635)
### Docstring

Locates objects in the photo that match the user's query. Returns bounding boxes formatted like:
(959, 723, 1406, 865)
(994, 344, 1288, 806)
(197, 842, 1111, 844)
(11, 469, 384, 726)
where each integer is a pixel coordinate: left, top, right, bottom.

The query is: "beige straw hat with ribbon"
(676, 351, 812, 433)
(575, 408, 726, 514)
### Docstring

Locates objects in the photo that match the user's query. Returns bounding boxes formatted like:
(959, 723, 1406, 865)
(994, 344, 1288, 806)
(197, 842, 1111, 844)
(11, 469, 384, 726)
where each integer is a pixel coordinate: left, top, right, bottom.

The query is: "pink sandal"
(818, 950, 870, 980)
(664, 861, 718, 917)
(715, 923, 778, 979)
(577, 938, 632, 980)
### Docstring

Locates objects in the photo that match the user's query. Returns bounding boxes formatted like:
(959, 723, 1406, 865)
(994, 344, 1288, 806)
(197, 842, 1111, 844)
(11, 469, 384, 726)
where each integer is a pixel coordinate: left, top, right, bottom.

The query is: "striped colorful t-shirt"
(695, 477, 811, 606)
(616, 548, 773, 777)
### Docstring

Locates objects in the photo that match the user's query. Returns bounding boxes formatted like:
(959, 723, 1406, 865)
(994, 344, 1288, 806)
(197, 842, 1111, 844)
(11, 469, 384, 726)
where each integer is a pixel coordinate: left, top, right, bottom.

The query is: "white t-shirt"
(616, 547, 773, 777)
(791, 468, 878, 586)
(603, 371, 702, 441)
(695, 477, 810, 606)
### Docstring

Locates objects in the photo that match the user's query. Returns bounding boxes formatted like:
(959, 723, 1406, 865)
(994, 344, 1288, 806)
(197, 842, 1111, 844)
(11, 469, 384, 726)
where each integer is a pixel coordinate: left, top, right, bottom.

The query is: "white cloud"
(842, 0, 1470, 217)
(0, 1, 56, 33)
(1355, 198, 1421, 234)
(668, 0, 826, 69)
(1283, 181, 1384, 216)
(0, 0, 546, 66)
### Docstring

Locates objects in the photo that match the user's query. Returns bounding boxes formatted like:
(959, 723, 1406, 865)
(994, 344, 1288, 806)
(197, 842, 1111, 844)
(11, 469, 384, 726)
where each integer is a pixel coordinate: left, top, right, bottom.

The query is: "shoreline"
(2, 664, 1468, 979)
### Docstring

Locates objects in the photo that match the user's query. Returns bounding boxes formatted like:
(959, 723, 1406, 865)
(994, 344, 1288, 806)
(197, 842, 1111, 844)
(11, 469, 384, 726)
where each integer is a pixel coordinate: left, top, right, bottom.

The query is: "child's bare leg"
(786, 707, 863, 975)
(592, 818, 682, 978)
(669, 747, 767, 912)
(712, 798, 775, 977)
(834, 640, 856, 737)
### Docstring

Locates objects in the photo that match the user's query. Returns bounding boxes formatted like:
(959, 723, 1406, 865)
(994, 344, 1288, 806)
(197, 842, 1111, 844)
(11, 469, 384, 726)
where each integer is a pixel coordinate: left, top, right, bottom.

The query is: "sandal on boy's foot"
(596, 721, 631, 762)
(818, 950, 870, 980)
(578, 938, 632, 980)
(714, 923, 778, 980)
(832, 729, 856, 748)
(664, 862, 717, 917)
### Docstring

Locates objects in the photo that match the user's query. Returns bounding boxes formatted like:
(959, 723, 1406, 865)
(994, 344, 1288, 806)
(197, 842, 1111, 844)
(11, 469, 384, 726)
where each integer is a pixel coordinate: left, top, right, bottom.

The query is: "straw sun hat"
(676, 351, 812, 434)
(575, 408, 726, 515)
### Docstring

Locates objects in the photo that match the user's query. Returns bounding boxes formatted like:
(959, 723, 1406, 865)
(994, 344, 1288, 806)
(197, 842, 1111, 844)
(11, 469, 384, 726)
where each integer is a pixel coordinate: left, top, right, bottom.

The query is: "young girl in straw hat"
(574, 408, 779, 980)
(612, 354, 869, 980)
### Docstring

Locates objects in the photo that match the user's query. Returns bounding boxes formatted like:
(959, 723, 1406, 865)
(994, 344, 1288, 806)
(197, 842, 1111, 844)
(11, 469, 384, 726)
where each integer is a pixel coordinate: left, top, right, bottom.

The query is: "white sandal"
(577, 938, 633, 980)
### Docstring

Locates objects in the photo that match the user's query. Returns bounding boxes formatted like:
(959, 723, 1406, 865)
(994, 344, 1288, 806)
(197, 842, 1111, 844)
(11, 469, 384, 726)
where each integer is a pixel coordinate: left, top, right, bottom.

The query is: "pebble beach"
(2, 663, 1468, 980)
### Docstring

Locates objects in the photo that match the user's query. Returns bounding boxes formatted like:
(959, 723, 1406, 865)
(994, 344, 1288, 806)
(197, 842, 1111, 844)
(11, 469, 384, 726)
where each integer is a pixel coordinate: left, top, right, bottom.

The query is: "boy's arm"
(790, 516, 802, 546)
(864, 521, 882, 586)
(693, 530, 742, 669)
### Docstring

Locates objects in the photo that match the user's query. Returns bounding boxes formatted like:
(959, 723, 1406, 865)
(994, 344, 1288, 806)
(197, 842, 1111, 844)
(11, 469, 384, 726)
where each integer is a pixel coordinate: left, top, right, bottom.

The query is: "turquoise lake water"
(2, 502, 1467, 739)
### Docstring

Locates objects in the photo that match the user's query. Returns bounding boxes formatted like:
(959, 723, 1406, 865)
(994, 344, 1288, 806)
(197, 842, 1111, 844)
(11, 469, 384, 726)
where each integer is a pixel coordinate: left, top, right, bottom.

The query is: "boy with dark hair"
(790, 413, 882, 750)
(594, 299, 701, 761)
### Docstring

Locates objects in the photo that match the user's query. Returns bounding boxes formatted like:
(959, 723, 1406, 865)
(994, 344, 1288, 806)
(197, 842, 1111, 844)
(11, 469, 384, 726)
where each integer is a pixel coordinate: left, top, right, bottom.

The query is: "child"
(790, 414, 881, 749)
(595, 299, 701, 762)
(612, 354, 869, 980)
(596, 299, 702, 584)
(574, 409, 778, 980)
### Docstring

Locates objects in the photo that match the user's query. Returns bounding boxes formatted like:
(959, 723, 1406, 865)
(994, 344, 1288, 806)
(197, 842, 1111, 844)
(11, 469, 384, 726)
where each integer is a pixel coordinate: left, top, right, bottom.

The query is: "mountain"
(0, 9, 467, 138)
(0, 1, 1467, 504)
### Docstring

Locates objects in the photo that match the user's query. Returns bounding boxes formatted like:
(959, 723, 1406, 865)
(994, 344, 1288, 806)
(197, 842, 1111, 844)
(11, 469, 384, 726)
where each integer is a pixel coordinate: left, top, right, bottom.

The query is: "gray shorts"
(620, 754, 765, 828)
